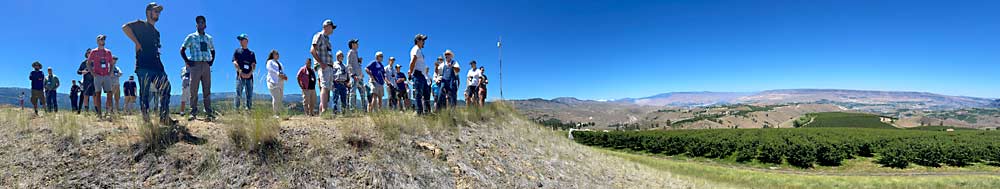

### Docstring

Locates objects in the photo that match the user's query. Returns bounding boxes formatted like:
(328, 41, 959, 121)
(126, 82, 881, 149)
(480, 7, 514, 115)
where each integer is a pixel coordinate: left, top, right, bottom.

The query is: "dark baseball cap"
(414, 34, 428, 41)
(237, 33, 249, 40)
(323, 19, 337, 29)
(146, 2, 163, 12)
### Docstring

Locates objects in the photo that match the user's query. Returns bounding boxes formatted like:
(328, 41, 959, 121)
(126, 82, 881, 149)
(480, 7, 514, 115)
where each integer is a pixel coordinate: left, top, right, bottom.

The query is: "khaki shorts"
(369, 83, 384, 97)
(93, 75, 117, 94)
(181, 86, 191, 102)
(30, 90, 45, 105)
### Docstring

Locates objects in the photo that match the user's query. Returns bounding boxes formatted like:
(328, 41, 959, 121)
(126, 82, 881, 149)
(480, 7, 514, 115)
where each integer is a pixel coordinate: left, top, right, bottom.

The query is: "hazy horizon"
(3, 0, 999, 101)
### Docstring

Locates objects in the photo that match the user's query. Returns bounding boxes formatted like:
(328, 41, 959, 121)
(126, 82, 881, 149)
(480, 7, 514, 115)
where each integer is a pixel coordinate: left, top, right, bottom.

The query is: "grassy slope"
(803, 112, 896, 129)
(601, 149, 1000, 189)
(0, 104, 696, 188)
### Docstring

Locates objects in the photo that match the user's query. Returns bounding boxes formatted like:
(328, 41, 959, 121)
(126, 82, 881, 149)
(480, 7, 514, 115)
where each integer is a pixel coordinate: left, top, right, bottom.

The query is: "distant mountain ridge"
(592, 89, 993, 109)
(613, 92, 753, 107)
(737, 89, 993, 109)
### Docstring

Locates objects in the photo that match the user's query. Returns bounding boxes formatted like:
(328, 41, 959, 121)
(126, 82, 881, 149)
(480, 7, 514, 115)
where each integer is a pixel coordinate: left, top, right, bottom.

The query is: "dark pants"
(45, 90, 58, 112)
(235, 78, 253, 110)
(435, 80, 451, 111)
(81, 81, 94, 112)
(412, 71, 430, 114)
(70, 95, 79, 111)
(137, 69, 171, 121)
(450, 79, 459, 106)
(333, 82, 349, 114)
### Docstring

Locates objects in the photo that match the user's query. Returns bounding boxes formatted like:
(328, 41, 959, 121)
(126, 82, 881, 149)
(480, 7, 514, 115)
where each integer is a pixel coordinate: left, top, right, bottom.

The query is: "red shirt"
(88, 48, 114, 76)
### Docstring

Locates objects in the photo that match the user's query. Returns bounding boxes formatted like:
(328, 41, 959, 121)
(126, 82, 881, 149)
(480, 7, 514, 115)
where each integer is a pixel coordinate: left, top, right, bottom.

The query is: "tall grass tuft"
(135, 117, 166, 150)
(222, 107, 281, 152)
(52, 113, 83, 144)
(2, 109, 32, 132)
(370, 110, 422, 141)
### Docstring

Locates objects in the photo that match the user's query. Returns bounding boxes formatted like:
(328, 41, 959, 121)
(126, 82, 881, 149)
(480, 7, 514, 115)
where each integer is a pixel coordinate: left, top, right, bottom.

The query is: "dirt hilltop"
(0, 105, 693, 188)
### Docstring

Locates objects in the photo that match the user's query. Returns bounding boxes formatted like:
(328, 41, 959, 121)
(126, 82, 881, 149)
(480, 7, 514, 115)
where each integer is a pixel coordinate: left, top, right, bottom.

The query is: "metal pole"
(498, 36, 503, 101)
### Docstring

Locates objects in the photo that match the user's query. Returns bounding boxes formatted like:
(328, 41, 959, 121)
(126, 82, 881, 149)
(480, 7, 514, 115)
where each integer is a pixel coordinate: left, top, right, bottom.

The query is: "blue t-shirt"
(395, 72, 407, 91)
(29, 70, 45, 90)
(367, 61, 385, 85)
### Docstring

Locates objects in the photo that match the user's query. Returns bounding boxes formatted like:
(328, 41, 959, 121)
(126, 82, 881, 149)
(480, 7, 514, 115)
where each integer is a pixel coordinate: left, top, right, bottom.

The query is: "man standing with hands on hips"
(122, 2, 176, 125)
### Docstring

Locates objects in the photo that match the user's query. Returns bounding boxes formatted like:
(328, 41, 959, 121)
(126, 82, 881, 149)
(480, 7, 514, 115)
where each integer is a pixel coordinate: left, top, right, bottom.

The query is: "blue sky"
(2, 0, 999, 100)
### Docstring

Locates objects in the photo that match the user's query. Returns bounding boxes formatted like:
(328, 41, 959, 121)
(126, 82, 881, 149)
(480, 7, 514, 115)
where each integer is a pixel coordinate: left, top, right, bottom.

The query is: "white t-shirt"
(467, 69, 482, 86)
(410, 45, 426, 75)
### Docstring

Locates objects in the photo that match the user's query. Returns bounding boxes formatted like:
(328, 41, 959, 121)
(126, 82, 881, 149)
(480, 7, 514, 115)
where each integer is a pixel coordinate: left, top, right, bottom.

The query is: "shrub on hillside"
(785, 137, 817, 168)
(943, 140, 979, 167)
(909, 139, 946, 167)
(757, 137, 786, 164)
(733, 137, 758, 162)
(876, 140, 912, 168)
(815, 139, 849, 166)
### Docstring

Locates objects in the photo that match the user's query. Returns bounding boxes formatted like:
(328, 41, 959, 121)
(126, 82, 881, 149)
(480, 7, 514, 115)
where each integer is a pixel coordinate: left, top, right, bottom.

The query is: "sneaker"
(160, 118, 178, 126)
(188, 115, 197, 121)
(206, 115, 217, 122)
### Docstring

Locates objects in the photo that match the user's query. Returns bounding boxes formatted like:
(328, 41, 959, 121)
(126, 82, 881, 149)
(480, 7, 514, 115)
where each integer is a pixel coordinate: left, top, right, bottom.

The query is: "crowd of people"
(25, 2, 490, 124)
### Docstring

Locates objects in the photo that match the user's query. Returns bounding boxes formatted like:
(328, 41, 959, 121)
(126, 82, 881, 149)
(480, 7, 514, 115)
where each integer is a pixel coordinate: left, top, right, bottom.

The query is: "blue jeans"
(349, 78, 368, 111)
(45, 90, 58, 112)
(137, 69, 171, 121)
(436, 79, 458, 111)
(411, 71, 430, 114)
(450, 79, 459, 106)
(235, 78, 253, 110)
(70, 95, 79, 111)
(333, 82, 349, 114)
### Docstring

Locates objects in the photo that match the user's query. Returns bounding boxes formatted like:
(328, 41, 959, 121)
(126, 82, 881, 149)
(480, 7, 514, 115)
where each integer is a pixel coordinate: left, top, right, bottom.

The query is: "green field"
(802, 112, 896, 129)
(572, 128, 1000, 169)
(599, 149, 1000, 189)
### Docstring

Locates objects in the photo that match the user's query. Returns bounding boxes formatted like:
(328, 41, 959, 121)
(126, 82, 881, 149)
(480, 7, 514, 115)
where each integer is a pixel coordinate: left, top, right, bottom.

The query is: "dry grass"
(220, 108, 281, 152)
(1, 108, 31, 132)
(0, 103, 695, 188)
(51, 113, 83, 144)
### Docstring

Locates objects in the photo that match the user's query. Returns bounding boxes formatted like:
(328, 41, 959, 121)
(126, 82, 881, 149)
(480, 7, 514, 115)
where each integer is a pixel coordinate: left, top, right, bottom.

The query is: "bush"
(876, 141, 912, 168)
(733, 138, 758, 162)
(943, 141, 977, 167)
(757, 137, 786, 164)
(569, 126, 1000, 169)
(910, 139, 946, 167)
(815, 139, 849, 166)
(785, 137, 817, 168)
